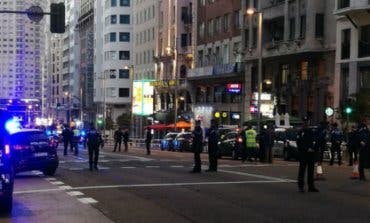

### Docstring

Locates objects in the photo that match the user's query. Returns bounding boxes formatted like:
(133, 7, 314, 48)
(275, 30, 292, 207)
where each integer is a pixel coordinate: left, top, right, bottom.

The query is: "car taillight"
(5, 144, 10, 154)
(13, 145, 30, 150)
(237, 137, 243, 143)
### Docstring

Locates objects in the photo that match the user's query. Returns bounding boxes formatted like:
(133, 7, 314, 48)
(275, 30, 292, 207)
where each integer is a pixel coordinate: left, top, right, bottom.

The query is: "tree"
(116, 113, 131, 128)
(352, 88, 370, 123)
(105, 116, 114, 130)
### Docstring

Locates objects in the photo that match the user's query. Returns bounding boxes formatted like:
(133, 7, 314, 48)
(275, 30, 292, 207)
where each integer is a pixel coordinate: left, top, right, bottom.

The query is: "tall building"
(188, 0, 243, 127)
(0, 0, 47, 119)
(333, 0, 370, 112)
(94, 0, 133, 125)
(132, 0, 159, 137)
(78, 0, 95, 123)
(242, 0, 337, 124)
(153, 0, 194, 126)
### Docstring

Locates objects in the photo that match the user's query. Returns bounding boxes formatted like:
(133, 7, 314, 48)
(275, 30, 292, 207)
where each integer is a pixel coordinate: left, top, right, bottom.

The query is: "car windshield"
(164, 133, 178, 139)
(10, 131, 49, 144)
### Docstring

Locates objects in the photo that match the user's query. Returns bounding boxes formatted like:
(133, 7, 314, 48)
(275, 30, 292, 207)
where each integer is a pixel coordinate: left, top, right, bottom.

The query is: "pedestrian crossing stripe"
(78, 197, 98, 204)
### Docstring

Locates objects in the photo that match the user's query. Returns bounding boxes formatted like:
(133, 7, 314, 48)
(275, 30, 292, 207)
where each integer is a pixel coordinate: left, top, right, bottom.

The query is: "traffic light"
(345, 106, 352, 114)
(50, 3, 65, 33)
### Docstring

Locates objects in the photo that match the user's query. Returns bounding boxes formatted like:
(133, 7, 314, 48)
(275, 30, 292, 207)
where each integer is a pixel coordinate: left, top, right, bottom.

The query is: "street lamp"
(64, 91, 70, 124)
(247, 7, 263, 133)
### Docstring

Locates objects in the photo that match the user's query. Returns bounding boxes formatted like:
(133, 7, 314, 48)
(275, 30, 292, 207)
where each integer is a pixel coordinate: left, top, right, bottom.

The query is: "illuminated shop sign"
(226, 83, 241, 93)
(132, 80, 154, 116)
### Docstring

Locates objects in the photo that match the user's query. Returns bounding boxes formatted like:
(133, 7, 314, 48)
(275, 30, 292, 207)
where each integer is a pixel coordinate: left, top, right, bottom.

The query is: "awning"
(166, 121, 192, 129)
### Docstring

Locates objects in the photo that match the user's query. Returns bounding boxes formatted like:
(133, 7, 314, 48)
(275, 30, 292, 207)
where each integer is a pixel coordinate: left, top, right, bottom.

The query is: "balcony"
(334, 0, 370, 15)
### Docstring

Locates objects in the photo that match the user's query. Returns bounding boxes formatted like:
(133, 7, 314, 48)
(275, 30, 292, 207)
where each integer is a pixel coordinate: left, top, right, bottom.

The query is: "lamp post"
(64, 91, 70, 125)
(247, 7, 263, 133)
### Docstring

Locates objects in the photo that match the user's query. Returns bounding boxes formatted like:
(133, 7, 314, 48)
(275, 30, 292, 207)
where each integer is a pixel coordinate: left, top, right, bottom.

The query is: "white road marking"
(218, 169, 296, 182)
(50, 181, 65, 185)
(66, 191, 84, 196)
(59, 161, 66, 164)
(121, 166, 136, 169)
(170, 165, 184, 168)
(31, 171, 43, 175)
(145, 166, 160, 168)
(78, 197, 98, 204)
(59, 185, 72, 190)
(97, 166, 110, 170)
(100, 151, 153, 162)
(45, 177, 57, 181)
(219, 164, 232, 167)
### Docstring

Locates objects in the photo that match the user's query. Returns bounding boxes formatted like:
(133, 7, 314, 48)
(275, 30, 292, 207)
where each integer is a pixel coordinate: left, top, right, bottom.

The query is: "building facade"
(0, 0, 47, 122)
(242, 0, 337, 124)
(94, 0, 133, 125)
(333, 0, 370, 118)
(188, 0, 243, 127)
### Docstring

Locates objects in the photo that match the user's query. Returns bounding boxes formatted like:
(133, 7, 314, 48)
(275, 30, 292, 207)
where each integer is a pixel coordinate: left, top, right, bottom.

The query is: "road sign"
(325, 107, 334, 117)
(27, 6, 44, 22)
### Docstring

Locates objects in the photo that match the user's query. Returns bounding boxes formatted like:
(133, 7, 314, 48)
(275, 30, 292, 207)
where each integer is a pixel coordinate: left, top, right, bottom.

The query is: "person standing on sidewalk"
(266, 124, 275, 163)
(123, 128, 129, 152)
(190, 120, 203, 173)
(245, 125, 258, 162)
(297, 116, 319, 193)
(347, 125, 358, 166)
(145, 127, 152, 155)
(357, 122, 370, 181)
(113, 127, 123, 152)
(86, 125, 103, 171)
(330, 123, 343, 166)
(206, 119, 219, 172)
(62, 125, 71, 156)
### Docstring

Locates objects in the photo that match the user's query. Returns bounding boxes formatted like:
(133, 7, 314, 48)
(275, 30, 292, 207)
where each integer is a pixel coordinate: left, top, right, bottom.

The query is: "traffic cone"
(315, 164, 325, 181)
(350, 162, 359, 179)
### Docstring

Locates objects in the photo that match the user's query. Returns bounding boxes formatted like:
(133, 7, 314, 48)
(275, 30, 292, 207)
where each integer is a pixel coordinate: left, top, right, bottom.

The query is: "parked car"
(273, 127, 300, 161)
(217, 131, 243, 160)
(7, 129, 59, 176)
(160, 132, 179, 151)
(173, 132, 193, 152)
(0, 112, 16, 214)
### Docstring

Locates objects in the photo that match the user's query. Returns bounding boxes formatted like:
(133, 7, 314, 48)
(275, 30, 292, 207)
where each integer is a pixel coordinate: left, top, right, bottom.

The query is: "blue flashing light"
(46, 130, 52, 136)
(5, 118, 21, 134)
(80, 130, 86, 137)
(5, 144, 10, 155)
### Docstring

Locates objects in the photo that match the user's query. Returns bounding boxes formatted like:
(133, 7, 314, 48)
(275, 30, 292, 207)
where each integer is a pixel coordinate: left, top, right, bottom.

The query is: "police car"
(0, 112, 15, 214)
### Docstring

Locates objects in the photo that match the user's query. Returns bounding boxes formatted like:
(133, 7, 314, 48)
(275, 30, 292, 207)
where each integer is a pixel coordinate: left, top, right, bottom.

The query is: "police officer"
(245, 125, 257, 162)
(330, 123, 343, 166)
(316, 121, 328, 166)
(123, 128, 129, 152)
(190, 120, 203, 173)
(357, 122, 370, 181)
(206, 119, 219, 172)
(347, 125, 358, 166)
(113, 127, 123, 152)
(297, 116, 319, 193)
(86, 125, 103, 171)
(61, 125, 71, 156)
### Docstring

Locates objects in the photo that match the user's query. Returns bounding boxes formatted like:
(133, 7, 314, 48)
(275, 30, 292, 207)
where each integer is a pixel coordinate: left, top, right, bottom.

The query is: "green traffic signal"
(345, 107, 352, 114)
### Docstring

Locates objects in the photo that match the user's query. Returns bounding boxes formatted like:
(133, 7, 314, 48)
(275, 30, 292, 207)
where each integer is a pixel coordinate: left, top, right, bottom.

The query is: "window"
(111, 0, 117, 7)
(281, 64, 289, 84)
(181, 34, 188, 47)
(120, 15, 130, 24)
(234, 10, 240, 28)
(300, 61, 308, 80)
(207, 19, 213, 36)
(223, 14, 229, 32)
(119, 88, 130, 97)
(110, 32, 116, 42)
(120, 0, 130, 6)
(119, 69, 129, 78)
(300, 15, 306, 39)
(199, 22, 205, 38)
(111, 15, 117, 24)
(315, 14, 324, 38)
(359, 25, 370, 58)
(341, 29, 350, 59)
(119, 32, 130, 42)
(119, 51, 130, 60)
(337, 0, 350, 9)
(289, 18, 295, 40)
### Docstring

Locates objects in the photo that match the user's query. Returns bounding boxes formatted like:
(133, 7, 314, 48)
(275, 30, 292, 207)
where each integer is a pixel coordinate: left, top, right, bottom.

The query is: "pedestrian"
(123, 128, 129, 152)
(257, 125, 268, 162)
(330, 123, 343, 166)
(113, 127, 123, 152)
(357, 122, 370, 181)
(72, 127, 80, 155)
(86, 125, 103, 171)
(266, 124, 275, 163)
(347, 125, 358, 166)
(61, 125, 71, 156)
(205, 119, 219, 172)
(245, 125, 258, 162)
(297, 116, 319, 193)
(145, 127, 152, 155)
(190, 120, 203, 173)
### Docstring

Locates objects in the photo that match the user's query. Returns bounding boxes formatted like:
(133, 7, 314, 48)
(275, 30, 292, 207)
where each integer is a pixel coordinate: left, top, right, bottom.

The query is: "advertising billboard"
(132, 80, 154, 116)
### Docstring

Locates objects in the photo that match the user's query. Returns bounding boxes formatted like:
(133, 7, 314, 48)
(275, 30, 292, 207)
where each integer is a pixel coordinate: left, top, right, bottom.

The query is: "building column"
(283, 0, 289, 41)
(242, 62, 252, 124)
(348, 62, 358, 96)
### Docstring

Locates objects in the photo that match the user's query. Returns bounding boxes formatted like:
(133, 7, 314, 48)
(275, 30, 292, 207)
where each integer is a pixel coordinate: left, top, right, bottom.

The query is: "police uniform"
(357, 123, 370, 180)
(330, 125, 343, 165)
(297, 118, 319, 192)
(190, 123, 203, 173)
(206, 121, 219, 172)
(86, 127, 103, 171)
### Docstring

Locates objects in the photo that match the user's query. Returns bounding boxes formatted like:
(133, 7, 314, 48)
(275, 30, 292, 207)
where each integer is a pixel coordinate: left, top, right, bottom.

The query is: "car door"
(273, 130, 286, 157)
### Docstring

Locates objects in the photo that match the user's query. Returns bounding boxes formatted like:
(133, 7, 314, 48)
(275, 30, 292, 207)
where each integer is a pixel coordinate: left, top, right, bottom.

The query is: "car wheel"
(43, 166, 57, 176)
(283, 150, 290, 161)
(0, 195, 13, 214)
(231, 150, 238, 160)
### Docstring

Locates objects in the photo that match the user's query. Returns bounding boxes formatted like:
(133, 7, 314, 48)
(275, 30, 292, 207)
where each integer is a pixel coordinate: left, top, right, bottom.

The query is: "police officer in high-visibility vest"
(245, 125, 257, 162)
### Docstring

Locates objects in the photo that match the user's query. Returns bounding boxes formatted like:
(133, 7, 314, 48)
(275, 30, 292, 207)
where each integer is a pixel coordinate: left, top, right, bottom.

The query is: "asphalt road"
(1, 144, 370, 223)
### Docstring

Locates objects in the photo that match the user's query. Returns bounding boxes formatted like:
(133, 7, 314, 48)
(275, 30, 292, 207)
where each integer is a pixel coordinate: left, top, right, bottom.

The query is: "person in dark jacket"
(347, 125, 358, 166)
(61, 125, 71, 156)
(257, 125, 268, 162)
(145, 127, 152, 155)
(190, 120, 203, 173)
(86, 125, 103, 171)
(330, 123, 343, 165)
(297, 116, 319, 193)
(123, 128, 129, 152)
(206, 119, 219, 172)
(266, 124, 275, 163)
(357, 122, 370, 181)
(113, 127, 123, 152)
(316, 121, 328, 166)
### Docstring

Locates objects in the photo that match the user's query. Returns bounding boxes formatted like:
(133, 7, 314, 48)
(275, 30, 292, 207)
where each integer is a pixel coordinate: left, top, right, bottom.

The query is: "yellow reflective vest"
(245, 129, 257, 149)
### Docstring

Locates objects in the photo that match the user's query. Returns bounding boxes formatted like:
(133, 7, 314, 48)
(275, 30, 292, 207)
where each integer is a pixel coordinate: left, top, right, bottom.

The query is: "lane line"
(146, 166, 160, 168)
(78, 197, 98, 204)
(170, 165, 184, 168)
(50, 181, 65, 185)
(121, 166, 136, 169)
(99, 151, 153, 162)
(59, 185, 72, 190)
(218, 169, 296, 182)
(67, 191, 84, 196)
(14, 180, 292, 194)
